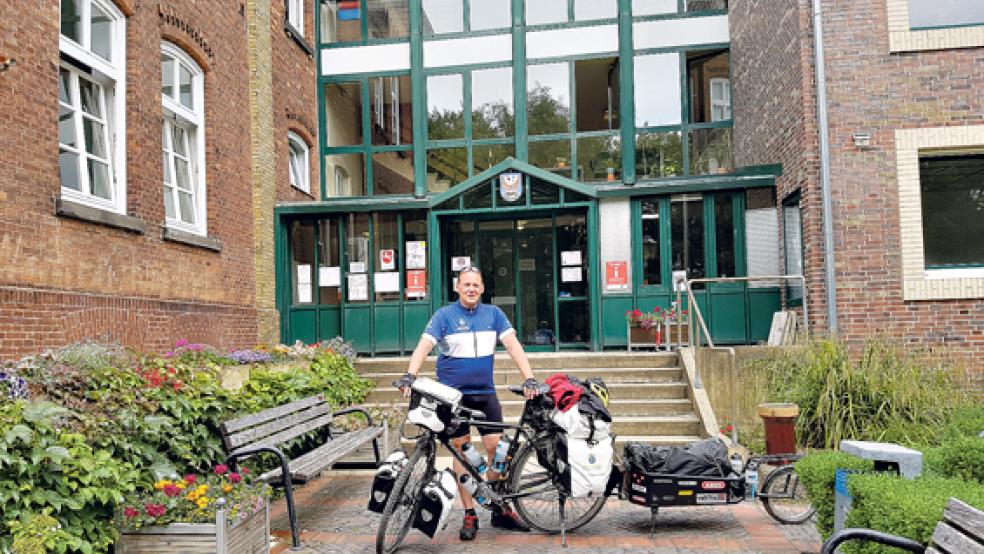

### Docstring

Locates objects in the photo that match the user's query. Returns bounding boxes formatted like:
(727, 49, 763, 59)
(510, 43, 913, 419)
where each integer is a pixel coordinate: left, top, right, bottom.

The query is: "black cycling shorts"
(447, 393, 504, 439)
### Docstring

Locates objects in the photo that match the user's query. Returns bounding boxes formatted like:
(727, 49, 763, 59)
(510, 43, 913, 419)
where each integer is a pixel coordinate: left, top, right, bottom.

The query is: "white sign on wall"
(347, 274, 368, 301)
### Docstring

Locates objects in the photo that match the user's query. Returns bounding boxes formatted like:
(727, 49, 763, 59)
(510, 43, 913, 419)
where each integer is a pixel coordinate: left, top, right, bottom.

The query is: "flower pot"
(627, 324, 661, 350)
(118, 503, 269, 554)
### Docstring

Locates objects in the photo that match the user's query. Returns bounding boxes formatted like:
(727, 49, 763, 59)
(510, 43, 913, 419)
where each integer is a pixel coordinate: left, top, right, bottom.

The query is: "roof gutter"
(812, 0, 838, 335)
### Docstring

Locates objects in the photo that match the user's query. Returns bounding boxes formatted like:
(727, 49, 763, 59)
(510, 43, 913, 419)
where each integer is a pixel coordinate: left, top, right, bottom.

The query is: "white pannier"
(368, 450, 409, 513)
(552, 404, 614, 498)
(407, 377, 463, 433)
(412, 469, 458, 538)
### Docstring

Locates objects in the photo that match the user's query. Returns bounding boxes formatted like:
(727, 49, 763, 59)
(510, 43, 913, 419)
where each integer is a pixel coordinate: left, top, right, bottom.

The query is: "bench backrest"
(221, 394, 333, 453)
(929, 498, 984, 554)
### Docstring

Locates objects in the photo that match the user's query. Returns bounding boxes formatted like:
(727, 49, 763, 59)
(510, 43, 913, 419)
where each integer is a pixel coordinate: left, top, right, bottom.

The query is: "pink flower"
(145, 503, 166, 518)
(214, 464, 229, 475)
(188, 343, 204, 352)
(184, 474, 197, 485)
(228, 472, 242, 484)
(241, 467, 249, 475)
(123, 506, 139, 518)
(163, 351, 173, 358)
(175, 339, 190, 348)
(163, 484, 181, 497)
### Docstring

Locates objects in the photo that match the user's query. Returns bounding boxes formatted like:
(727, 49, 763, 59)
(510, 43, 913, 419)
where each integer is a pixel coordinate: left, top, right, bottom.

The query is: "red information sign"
(406, 270, 427, 298)
(605, 261, 628, 290)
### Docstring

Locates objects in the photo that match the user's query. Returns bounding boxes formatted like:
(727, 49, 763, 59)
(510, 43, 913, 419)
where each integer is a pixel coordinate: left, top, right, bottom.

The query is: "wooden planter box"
(118, 503, 269, 554)
(627, 324, 661, 350)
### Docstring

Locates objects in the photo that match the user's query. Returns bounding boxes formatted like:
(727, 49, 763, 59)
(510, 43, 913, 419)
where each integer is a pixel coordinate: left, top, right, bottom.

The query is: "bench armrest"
(332, 406, 375, 428)
(820, 529, 924, 554)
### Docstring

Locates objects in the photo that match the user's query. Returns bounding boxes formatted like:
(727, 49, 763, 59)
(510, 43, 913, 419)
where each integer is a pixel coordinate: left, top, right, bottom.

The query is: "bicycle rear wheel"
(507, 443, 607, 534)
(760, 464, 815, 524)
(376, 440, 433, 554)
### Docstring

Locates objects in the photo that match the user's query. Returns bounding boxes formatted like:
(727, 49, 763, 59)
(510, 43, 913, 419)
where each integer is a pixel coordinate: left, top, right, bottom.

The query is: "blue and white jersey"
(422, 302, 515, 395)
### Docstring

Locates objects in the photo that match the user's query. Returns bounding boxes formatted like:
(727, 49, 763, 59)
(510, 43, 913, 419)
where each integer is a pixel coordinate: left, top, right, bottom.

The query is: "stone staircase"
(355, 351, 705, 454)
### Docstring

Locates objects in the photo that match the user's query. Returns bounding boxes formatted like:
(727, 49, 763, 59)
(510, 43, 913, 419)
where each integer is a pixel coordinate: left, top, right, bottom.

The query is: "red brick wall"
(0, 0, 257, 360)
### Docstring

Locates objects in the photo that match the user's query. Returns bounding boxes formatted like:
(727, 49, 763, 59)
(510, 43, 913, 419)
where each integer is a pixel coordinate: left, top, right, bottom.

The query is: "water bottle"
(744, 462, 758, 499)
(492, 436, 511, 473)
(459, 474, 490, 506)
(729, 454, 743, 476)
(461, 442, 487, 474)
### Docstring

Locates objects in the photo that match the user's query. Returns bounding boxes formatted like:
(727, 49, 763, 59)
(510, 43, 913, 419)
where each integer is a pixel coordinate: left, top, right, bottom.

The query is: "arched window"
(288, 132, 310, 194)
(58, 0, 126, 212)
(161, 43, 206, 234)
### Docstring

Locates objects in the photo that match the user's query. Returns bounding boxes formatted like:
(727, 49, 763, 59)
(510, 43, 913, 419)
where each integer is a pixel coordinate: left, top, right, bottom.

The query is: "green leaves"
(5, 424, 33, 445)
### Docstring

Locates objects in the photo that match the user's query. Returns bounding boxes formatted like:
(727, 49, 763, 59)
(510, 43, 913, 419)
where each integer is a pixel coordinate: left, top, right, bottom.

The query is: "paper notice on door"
(519, 258, 536, 271)
(561, 267, 582, 282)
(605, 261, 628, 290)
(452, 256, 471, 271)
(296, 264, 311, 284)
(406, 269, 427, 298)
(406, 241, 426, 269)
(379, 249, 396, 271)
(347, 273, 368, 301)
(561, 251, 582, 266)
(319, 266, 341, 287)
(349, 261, 366, 274)
(374, 272, 400, 293)
(297, 283, 312, 303)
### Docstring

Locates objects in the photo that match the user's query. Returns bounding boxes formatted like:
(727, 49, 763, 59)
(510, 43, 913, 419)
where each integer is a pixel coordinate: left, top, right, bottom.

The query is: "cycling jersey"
(422, 302, 514, 395)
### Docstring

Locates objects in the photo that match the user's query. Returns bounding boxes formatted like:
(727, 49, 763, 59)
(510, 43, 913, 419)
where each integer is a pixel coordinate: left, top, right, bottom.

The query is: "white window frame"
(710, 77, 731, 122)
(59, 0, 126, 214)
(288, 132, 311, 194)
(287, 0, 305, 36)
(334, 166, 350, 196)
(161, 42, 207, 236)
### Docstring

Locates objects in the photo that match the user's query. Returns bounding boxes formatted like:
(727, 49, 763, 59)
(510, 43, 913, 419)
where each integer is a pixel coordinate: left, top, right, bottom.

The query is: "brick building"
(0, 0, 317, 359)
(732, 0, 984, 370)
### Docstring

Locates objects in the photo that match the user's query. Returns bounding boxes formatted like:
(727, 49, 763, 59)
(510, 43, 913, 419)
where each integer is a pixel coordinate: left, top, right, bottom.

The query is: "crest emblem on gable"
(499, 173, 523, 202)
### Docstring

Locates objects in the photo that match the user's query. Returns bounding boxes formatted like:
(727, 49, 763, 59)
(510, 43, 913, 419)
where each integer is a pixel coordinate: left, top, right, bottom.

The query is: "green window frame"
(632, 0, 729, 20)
(319, 0, 412, 46)
(525, 0, 619, 27)
(420, 0, 513, 37)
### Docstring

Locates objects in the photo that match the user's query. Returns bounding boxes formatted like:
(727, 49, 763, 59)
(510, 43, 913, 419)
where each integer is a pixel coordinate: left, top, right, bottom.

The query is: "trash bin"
(756, 403, 799, 455)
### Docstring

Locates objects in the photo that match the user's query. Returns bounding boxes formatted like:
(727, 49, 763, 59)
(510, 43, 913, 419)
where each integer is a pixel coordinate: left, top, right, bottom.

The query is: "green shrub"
(927, 436, 984, 484)
(754, 339, 969, 449)
(943, 405, 984, 440)
(844, 473, 984, 554)
(795, 450, 873, 538)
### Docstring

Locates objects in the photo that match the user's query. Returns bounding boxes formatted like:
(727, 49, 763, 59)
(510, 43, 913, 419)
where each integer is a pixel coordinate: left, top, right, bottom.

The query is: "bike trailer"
(624, 469, 744, 507)
(368, 450, 409, 513)
(412, 469, 458, 538)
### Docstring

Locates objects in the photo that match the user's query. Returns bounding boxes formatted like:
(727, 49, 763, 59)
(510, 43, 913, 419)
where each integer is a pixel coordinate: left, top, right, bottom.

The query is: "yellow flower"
(222, 484, 233, 493)
(196, 497, 210, 509)
(176, 482, 187, 490)
(153, 480, 171, 491)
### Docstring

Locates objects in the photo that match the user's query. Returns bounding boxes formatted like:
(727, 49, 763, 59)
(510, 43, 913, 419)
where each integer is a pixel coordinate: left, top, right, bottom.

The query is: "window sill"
(162, 226, 223, 252)
(285, 22, 313, 56)
(56, 198, 146, 234)
(924, 267, 984, 280)
(291, 184, 315, 199)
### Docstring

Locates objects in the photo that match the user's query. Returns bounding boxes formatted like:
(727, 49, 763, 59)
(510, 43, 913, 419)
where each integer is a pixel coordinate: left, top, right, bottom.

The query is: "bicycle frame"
(746, 453, 803, 500)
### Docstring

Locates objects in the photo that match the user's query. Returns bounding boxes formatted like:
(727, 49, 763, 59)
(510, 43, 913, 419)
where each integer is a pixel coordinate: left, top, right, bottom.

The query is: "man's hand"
(394, 372, 416, 398)
(522, 377, 540, 400)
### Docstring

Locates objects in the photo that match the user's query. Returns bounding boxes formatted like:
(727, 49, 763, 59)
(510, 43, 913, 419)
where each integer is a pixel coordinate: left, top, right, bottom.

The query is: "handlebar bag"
(369, 450, 409, 513)
(552, 405, 614, 498)
(412, 469, 459, 538)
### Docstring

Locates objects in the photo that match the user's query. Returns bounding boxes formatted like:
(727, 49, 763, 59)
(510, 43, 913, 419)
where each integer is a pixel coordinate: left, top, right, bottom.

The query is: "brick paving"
(270, 473, 820, 553)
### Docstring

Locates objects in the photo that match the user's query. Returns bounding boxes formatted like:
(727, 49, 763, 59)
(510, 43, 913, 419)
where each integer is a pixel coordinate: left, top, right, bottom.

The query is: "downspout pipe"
(812, 0, 838, 335)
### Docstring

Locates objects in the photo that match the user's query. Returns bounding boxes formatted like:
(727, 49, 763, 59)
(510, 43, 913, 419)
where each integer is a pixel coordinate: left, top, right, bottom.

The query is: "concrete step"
(355, 352, 680, 373)
(400, 414, 701, 438)
(361, 367, 684, 386)
(365, 398, 694, 418)
(366, 382, 689, 404)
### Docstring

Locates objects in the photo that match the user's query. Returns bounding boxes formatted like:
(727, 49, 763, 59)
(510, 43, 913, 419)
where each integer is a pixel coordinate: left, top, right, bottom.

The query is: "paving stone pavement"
(270, 473, 820, 554)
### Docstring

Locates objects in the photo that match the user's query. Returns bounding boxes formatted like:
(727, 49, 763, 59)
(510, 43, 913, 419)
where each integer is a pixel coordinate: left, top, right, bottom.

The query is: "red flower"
(162, 483, 181, 497)
(725, 424, 734, 433)
(228, 472, 242, 484)
(184, 474, 197, 485)
(123, 506, 139, 518)
(241, 467, 249, 475)
(166, 366, 176, 375)
(172, 380, 183, 391)
(213, 464, 229, 475)
(145, 503, 166, 518)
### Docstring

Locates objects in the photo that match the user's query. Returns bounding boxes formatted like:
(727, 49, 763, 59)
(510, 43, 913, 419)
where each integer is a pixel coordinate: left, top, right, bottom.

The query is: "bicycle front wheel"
(376, 440, 434, 554)
(507, 444, 607, 534)
(760, 464, 816, 524)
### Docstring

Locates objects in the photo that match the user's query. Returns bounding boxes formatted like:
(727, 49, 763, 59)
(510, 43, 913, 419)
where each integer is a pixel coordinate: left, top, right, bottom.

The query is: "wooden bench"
(820, 497, 984, 554)
(221, 394, 384, 549)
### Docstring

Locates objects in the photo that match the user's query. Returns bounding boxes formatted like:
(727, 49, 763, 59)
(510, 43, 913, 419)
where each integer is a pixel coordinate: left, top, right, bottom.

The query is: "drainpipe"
(812, 0, 838, 335)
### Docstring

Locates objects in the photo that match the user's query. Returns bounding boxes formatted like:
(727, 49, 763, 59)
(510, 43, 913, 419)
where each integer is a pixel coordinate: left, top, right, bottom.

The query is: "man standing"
(397, 267, 539, 541)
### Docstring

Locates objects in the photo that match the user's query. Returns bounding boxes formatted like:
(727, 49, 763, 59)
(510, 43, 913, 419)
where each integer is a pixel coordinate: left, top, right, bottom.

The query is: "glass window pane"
(714, 195, 735, 278)
(59, 149, 81, 190)
(685, 0, 728, 11)
(472, 67, 514, 140)
(530, 177, 560, 204)
(671, 195, 705, 283)
(575, 0, 616, 20)
(83, 119, 107, 158)
(577, 135, 621, 183)
(61, 0, 82, 42)
(556, 214, 587, 297)
(346, 213, 370, 303)
(178, 63, 193, 109)
(87, 159, 111, 199)
(319, 219, 342, 305)
(470, 0, 510, 30)
(462, 181, 493, 209)
(642, 201, 661, 286)
(59, 68, 71, 103)
(79, 78, 102, 118)
(174, 158, 191, 191)
(91, 3, 112, 61)
(527, 63, 570, 135)
(161, 54, 175, 99)
(634, 53, 681, 127)
(529, 140, 571, 177)
(178, 191, 195, 224)
(59, 106, 77, 148)
(558, 301, 589, 343)
(783, 202, 803, 301)
(372, 150, 414, 194)
(633, 0, 677, 16)
(575, 57, 619, 133)
(687, 50, 729, 124)
(325, 81, 364, 146)
(635, 131, 682, 179)
(919, 154, 984, 267)
(426, 147, 467, 192)
(368, 0, 410, 38)
(374, 213, 400, 301)
(427, 74, 464, 140)
(472, 143, 514, 172)
(290, 221, 317, 305)
(422, 0, 463, 34)
(908, 0, 984, 28)
(325, 153, 366, 196)
(172, 125, 188, 157)
(526, 0, 566, 25)
(689, 127, 733, 175)
(371, 75, 411, 146)
(321, 0, 362, 44)
(163, 151, 172, 184)
(163, 185, 176, 219)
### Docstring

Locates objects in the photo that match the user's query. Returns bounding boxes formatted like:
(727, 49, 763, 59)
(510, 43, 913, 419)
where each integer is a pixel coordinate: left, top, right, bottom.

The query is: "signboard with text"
(605, 261, 628, 291)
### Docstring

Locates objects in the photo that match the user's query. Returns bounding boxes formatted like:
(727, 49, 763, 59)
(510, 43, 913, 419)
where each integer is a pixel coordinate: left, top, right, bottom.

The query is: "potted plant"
(116, 465, 271, 553)
(626, 308, 663, 350)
